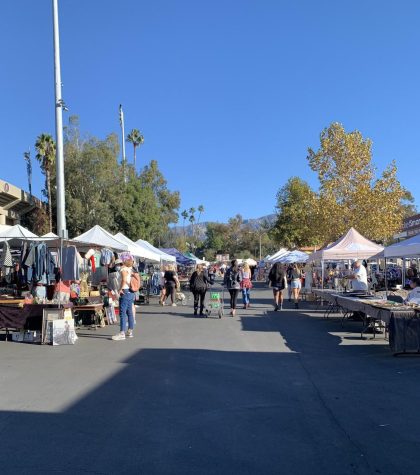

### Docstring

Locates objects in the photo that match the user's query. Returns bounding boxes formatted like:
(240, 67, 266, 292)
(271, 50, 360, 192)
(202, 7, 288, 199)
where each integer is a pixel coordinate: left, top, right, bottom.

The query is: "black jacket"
(190, 271, 209, 292)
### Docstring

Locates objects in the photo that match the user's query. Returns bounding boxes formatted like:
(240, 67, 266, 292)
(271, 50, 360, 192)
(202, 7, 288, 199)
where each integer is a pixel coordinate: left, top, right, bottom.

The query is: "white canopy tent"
(114, 232, 160, 262)
(277, 250, 309, 264)
(42, 232, 59, 238)
(383, 233, 420, 258)
(74, 225, 129, 251)
(267, 248, 289, 262)
(135, 239, 176, 263)
(308, 228, 384, 262)
(0, 224, 38, 239)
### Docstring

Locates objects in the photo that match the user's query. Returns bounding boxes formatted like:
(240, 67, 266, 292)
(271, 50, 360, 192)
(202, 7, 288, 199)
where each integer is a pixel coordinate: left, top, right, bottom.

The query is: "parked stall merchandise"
(0, 225, 144, 344)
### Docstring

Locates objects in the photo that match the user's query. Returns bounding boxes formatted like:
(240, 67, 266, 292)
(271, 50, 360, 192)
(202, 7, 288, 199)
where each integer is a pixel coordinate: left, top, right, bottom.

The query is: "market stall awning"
(383, 233, 420, 258)
(135, 240, 176, 263)
(41, 232, 59, 238)
(73, 225, 129, 251)
(308, 227, 384, 262)
(277, 250, 309, 264)
(0, 224, 38, 239)
(267, 248, 289, 262)
(160, 248, 196, 266)
(114, 232, 160, 262)
(184, 252, 207, 265)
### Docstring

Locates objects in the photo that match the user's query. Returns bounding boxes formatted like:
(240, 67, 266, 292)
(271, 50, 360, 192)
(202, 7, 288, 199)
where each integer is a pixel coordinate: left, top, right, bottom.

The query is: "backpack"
(130, 271, 142, 292)
(228, 269, 238, 288)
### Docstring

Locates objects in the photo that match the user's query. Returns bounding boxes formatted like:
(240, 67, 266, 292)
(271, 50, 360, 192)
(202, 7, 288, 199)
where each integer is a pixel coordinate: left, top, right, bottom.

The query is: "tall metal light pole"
(119, 104, 126, 177)
(52, 0, 67, 238)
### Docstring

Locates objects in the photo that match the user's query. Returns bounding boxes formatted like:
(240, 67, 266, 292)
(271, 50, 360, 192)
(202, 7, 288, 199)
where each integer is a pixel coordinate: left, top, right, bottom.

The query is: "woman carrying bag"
(223, 260, 242, 317)
(240, 262, 253, 309)
(189, 264, 210, 316)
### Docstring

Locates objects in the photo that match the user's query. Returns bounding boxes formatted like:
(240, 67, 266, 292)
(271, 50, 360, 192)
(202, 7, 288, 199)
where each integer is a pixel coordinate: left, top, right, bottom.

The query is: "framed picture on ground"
(42, 308, 65, 345)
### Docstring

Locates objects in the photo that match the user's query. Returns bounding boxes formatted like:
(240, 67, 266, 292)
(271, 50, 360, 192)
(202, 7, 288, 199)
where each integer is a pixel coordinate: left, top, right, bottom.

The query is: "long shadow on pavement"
(2, 344, 420, 474)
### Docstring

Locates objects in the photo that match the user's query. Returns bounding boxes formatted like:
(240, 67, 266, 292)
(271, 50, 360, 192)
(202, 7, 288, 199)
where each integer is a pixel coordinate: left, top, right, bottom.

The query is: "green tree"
(35, 133, 56, 232)
(64, 133, 121, 236)
(272, 177, 320, 248)
(139, 160, 180, 243)
(126, 128, 144, 170)
(205, 222, 228, 257)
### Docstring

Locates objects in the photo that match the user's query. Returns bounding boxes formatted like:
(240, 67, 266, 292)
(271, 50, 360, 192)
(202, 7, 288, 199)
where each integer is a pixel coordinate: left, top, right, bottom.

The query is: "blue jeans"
(119, 290, 135, 332)
(242, 288, 250, 305)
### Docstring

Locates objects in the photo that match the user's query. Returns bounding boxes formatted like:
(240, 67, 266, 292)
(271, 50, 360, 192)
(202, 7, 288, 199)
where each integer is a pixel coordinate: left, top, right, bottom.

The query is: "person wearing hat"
(347, 260, 368, 291)
(112, 255, 136, 341)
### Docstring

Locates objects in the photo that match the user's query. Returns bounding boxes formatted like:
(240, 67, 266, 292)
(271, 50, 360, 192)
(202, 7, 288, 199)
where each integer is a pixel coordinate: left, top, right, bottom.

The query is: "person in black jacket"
(189, 264, 210, 316)
(268, 262, 288, 311)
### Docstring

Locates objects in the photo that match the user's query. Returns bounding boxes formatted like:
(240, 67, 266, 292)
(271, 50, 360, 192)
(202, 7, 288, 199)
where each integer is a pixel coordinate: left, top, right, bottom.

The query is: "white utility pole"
(119, 104, 126, 165)
(52, 0, 67, 238)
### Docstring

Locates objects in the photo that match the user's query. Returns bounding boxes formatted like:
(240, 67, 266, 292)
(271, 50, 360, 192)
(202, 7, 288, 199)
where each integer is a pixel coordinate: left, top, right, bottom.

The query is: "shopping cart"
(206, 290, 224, 318)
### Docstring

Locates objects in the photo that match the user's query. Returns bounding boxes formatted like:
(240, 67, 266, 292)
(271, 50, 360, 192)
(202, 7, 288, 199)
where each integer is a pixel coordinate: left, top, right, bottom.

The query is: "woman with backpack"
(268, 262, 288, 311)
(189, 264, 210, 316)
(223, 259, 242, 316)
(240, 262, 253, 309)
(112, 255, 137, 341)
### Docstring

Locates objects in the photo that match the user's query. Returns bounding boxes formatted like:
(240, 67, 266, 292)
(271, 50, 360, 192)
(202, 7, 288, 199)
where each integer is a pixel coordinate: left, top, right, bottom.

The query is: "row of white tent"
(266, 227, 420, 264)
(0, 224, 176, 264)
(3, 223, 420, 264)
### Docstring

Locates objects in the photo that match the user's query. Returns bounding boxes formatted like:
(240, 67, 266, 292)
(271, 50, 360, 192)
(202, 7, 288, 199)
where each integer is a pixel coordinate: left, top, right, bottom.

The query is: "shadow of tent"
(2, 346, 420, 475)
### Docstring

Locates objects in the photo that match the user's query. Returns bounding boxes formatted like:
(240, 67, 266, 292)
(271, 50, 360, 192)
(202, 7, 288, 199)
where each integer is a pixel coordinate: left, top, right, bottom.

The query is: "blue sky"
(1, 0, 420, 224)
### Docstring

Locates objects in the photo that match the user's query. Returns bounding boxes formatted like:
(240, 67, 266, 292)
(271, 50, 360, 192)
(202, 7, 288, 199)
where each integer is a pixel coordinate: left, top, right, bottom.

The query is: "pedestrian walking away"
(290, 263, 302, 309)
(268, 262, 288, 311)
(223, 259, 242, 316)
(189, 264, 210, 316)
(158, 265, 167, 305)
(240, 262, 253, 309)
(112, 256, 136, 341)
(286, 264, 293, 302)
(163, 264, 179, 306)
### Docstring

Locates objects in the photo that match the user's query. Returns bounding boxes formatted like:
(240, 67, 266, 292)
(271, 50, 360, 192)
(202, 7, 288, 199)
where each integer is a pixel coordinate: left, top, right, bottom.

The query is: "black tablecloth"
(0, 304, 73, 331)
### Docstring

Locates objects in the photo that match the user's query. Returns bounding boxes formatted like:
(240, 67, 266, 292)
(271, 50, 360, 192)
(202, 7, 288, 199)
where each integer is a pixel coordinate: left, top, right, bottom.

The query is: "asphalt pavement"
(1, 283, 420, 474)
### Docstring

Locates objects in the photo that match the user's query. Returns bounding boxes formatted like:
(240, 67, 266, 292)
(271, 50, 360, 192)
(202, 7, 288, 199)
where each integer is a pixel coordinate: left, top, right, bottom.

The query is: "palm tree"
(189, 214, 196, 251)
(181, 210, 189, 236)
(35, 133, 56, 232)
(126, 128, 144, 170)
(189, 207, 196, 240)
(197, 204, 204, 224)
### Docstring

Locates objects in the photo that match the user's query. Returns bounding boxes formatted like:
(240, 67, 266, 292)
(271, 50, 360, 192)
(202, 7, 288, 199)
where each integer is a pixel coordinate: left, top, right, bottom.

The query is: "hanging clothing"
(100, 248, 113, 266)
(89, 255, 96, 273)
(62, 246, 81, 281)
(0, 241, 13, 277)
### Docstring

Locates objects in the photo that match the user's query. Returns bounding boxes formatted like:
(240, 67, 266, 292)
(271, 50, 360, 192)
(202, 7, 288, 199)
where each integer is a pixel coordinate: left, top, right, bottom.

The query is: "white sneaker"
(125, 330, 133, 338)
(112, 332, 126, 341)
(171, 303, 177, 307)
(162, 302, 166, 306)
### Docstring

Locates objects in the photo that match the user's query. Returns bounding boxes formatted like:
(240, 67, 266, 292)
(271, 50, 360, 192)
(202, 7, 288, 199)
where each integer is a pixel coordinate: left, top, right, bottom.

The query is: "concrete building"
(0, 178, 42, 225)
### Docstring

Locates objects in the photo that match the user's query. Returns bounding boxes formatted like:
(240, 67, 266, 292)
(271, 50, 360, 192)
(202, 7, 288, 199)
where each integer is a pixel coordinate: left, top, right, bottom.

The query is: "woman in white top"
(112, 257, 136, 341)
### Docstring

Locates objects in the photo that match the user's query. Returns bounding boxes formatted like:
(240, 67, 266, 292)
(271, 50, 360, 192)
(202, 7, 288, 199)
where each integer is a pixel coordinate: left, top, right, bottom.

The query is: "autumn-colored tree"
(307, 122, 407, 243)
